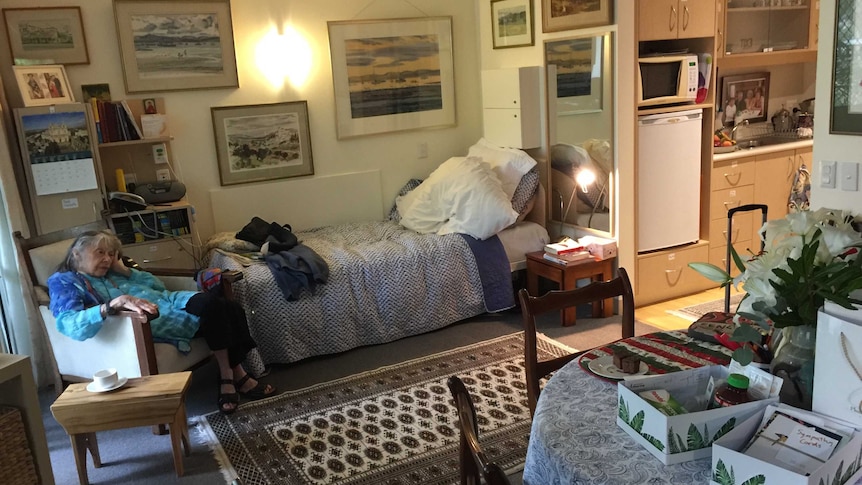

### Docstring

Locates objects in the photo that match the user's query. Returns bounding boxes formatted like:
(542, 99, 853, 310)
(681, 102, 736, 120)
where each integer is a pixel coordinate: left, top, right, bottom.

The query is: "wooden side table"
(525, 251, 616, 326)
(50, 371, 192, 485)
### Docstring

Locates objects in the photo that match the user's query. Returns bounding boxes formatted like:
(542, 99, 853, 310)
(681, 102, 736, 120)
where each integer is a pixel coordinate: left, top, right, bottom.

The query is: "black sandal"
(218, 378, 239, 415)
(235, 374, 276, 400)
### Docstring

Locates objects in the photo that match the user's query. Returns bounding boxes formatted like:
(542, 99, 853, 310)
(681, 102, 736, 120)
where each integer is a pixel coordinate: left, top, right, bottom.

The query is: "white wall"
(811, 0, 862, 211)
(0, 0, 484, 241)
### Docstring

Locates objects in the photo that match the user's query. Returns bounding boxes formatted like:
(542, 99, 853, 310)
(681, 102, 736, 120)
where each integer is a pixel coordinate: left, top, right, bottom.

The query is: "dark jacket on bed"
(264, 244, 329, 301)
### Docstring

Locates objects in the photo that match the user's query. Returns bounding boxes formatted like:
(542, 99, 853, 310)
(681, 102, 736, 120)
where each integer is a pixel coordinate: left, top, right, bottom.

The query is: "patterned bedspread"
(207, 221, 510, 371)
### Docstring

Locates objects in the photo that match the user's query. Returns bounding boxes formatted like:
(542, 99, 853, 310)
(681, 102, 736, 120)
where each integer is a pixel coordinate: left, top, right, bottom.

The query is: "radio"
(133, 180, 186, 204)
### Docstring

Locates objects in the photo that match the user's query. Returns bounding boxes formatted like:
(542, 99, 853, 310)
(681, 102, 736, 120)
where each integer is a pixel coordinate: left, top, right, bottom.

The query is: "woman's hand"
(110, 254, 131, 277)
(107, 295, 159, 317)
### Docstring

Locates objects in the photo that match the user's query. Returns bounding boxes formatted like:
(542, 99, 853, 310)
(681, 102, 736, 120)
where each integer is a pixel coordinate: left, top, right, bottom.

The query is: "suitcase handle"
(723, 204, 768, 312)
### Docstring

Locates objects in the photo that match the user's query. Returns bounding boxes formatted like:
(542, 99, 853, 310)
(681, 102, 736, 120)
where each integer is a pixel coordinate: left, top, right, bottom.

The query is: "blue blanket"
(458, 234, 515, 312)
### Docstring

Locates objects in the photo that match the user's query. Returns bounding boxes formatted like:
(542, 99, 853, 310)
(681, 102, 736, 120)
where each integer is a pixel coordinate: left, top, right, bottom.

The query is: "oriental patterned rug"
(200, 332, 574, 485)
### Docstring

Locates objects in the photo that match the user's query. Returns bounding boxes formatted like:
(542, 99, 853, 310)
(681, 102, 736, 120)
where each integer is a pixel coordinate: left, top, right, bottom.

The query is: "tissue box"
(711, 406, 862, 485)
(617, 365, 778, 465)
(579, 236, 617, 260)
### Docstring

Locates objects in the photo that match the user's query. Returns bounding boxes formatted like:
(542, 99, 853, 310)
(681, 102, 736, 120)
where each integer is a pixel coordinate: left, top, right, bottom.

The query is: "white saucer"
(587, 355, 649, 380)
(86, 377, 128, 393)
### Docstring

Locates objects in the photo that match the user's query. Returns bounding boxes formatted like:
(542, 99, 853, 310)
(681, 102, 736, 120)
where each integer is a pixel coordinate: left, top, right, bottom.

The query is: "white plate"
(587, 355, 649, 380)
(713, 145, 738, 154)
(86, 377, 128, 393)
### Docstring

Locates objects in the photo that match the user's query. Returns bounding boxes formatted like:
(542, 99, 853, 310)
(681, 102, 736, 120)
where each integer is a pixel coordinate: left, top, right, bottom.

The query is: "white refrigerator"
(637, 109, 702, 253)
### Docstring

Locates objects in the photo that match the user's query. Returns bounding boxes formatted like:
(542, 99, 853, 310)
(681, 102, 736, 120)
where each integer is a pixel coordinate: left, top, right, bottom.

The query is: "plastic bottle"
(711, 373, 753, 408)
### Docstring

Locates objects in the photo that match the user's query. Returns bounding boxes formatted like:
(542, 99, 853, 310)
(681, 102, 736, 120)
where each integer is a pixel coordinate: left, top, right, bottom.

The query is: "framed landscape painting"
(491, 0, 534, 49)
(545, 35, 603, 115)
(211, 101, 314, 186)
(3, 7, 90, 65)
(12, 65, 75, 107)
(113, 0, 238, 93)
(830, 0, 862, 135)
(542, 0, 613, 33)
(328, 17, 456, 139)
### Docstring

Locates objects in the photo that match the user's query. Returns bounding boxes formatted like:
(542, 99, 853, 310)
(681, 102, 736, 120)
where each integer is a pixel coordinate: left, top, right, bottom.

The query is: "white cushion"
(30, 239, 75, 286)
(467, 138, 537, 200)
(397, 156, 518, 240)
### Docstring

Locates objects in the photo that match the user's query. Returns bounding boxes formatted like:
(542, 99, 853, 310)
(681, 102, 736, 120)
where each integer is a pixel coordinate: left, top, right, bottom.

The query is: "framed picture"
(328, 17, 456, 139)
(491, 0, 534, 49)
(542, 0, 613, 33)
(211, 101, 314, 186)
(12, 65, 75, 107)
(112, 0, 238, 94)
(830, 0, 862, 135)
(546, 35, 603, 115)
(720, 72, 770, 126)
(2, 7, 90, 65)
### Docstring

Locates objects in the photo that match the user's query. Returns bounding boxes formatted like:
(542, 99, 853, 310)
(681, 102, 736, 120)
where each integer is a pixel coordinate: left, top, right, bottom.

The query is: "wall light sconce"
(255, 25, 312, 89)
(562, 167, 597, 226)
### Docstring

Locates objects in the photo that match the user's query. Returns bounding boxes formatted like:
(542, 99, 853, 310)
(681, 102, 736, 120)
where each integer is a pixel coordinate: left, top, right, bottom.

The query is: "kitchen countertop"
(713, 138, 813, 161)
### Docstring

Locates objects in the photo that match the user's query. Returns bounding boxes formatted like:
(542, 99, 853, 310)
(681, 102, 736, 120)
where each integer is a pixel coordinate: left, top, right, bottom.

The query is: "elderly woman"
(47, 230, 275, 414)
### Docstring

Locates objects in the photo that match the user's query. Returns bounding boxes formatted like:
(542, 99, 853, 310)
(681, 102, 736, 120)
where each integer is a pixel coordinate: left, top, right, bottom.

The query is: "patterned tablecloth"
(522, 331, 734, 485)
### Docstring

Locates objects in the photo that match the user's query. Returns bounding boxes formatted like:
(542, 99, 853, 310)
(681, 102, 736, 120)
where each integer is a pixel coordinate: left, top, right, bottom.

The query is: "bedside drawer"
(122, 237, 196, 270)
(709, 185, 755, 219)
(711, 157, 755, 191)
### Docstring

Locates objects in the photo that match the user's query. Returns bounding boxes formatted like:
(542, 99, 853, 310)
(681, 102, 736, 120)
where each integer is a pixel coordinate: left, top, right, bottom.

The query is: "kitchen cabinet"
(717, 0, 818, 67)
(481, 66, 542, 149)
(639, 0, 715, 41)
(636, 241, 714, 304)
(708, 156, 757, 275)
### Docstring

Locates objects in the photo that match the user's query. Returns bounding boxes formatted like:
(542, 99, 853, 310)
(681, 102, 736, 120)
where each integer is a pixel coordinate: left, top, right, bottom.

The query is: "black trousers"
(185, 292, 256, 368)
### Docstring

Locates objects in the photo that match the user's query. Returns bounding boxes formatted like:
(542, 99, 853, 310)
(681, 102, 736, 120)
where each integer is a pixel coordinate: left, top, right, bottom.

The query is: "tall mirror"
(545, 31, 615, 236)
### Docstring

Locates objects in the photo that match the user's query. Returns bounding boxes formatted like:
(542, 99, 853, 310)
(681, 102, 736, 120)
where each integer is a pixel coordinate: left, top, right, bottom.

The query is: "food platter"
(587, 355, 649, 380)
(714, 145, 738, 154)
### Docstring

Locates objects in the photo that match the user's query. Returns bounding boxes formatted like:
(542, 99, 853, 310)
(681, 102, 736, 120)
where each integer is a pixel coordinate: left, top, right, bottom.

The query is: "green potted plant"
(689, 208, 862, 407)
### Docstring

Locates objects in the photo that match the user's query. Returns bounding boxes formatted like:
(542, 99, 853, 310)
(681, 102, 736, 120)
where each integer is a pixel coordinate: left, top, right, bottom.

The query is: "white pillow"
(467, 138, 537, 200)
(397, 156, 518, 240)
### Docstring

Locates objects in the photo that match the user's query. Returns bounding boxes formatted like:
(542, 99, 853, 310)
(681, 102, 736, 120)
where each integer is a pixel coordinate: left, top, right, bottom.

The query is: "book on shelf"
(544, 237, 585, 255)
(543, 251, 593, 265)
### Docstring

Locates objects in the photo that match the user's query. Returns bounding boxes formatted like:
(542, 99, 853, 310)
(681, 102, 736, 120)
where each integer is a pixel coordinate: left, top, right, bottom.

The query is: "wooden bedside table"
(525, 251, 616, 326)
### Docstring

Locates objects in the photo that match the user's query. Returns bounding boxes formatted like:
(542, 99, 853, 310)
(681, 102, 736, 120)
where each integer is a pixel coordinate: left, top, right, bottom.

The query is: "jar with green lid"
(711, 373, 753, 408)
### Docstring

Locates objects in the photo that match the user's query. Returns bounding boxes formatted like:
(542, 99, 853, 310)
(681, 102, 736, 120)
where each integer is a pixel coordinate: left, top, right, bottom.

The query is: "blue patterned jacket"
(47, 268, 199, 352)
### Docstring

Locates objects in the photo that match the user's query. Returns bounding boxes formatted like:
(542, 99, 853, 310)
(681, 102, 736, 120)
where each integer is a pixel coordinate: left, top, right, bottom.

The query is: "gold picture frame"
(327, 17, 456, 139)
(113, 0, 238, 94)
(542, 0, 613, 33)
(491, 0, 535, 49)
(211, 101, 314, 186)
(3, 7, 90, 65)
(12, 65, 75, 107)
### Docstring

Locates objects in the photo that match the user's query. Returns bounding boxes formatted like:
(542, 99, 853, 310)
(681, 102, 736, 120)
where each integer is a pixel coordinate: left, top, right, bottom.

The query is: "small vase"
(770, 325, 817, 409)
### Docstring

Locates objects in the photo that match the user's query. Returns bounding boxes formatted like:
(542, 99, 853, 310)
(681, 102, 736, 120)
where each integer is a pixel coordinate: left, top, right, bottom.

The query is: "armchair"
(13, 221, 241, 388)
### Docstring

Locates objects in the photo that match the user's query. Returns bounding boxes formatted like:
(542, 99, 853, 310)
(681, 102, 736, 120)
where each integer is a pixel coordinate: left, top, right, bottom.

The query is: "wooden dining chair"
(518, 267, 634, 416)
(447, 376, 512, 485)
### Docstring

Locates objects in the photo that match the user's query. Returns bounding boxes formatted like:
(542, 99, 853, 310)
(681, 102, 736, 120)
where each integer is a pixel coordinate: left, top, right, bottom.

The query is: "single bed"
(204, 140, 550, 373)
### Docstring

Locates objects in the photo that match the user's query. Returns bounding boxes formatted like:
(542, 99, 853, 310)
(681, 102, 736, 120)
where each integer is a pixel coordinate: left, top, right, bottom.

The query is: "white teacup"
(93, 368, 119, 389)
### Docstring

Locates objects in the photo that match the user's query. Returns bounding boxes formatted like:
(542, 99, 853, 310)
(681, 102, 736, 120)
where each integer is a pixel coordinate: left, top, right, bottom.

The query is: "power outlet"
(155, 168, 170, 181)
(820, 161, 837, 189)
(417, 142, 428, 159)
(152, 143, 168, 164)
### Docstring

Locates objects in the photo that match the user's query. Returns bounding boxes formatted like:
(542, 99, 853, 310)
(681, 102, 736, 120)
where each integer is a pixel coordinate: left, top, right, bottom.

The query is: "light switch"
(839, 161, 859, 191)
(820, 160, 837, 188)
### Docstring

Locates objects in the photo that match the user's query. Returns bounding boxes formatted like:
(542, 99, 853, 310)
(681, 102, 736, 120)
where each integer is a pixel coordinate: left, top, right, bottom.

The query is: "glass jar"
(712, 373, 753, 408)
(770, 325, 817, 409)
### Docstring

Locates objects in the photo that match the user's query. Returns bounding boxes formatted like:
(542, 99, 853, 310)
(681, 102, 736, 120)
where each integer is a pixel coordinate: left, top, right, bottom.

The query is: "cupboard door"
(678, 0, 715, 39)
(639, 0, 679, 41)
(711, 156, 755, 191)
(753, 150, 795, 230)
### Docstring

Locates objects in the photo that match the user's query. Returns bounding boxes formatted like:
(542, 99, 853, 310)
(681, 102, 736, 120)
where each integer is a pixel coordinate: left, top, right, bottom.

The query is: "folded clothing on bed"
(264, 244, 329, 301)
(236, 216, 298, 252)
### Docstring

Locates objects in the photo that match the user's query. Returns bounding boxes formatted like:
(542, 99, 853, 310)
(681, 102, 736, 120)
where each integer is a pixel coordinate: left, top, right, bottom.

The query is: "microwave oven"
(637, 54, 699, 108)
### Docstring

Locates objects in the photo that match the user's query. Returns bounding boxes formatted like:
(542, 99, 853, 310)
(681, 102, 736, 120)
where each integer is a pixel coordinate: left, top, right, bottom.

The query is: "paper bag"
(812, 308, 862, 427)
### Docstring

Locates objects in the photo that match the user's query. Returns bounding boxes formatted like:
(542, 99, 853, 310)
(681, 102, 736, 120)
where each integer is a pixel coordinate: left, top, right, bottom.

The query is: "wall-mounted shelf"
(97, 136, 172, 148)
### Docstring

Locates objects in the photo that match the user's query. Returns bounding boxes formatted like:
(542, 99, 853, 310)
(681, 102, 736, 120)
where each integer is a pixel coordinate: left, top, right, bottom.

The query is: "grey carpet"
(667, 293, 745, 322)
(39, 308, 662, 484)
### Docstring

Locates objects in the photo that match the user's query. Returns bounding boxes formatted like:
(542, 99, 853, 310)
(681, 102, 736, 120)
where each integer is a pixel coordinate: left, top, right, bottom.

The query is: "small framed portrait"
(211, 101, 314, 186)
(3, 7, 90, 65)
(491, 0, 534, 49)
(12, 65, 75, 107)
(720, 72, 770, 126)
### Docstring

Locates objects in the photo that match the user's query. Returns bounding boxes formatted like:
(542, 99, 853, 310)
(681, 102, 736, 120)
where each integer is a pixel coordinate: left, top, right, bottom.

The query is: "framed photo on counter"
(12, 65, 75, 107)
(720, 72, 770, 125)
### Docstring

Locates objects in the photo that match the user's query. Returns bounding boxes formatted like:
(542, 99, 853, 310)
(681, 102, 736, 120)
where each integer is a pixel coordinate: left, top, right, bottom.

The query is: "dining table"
(522, 330, 735, 485)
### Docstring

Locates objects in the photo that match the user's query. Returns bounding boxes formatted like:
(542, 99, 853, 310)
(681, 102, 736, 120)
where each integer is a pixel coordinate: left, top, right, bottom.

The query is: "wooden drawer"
(709, 240, 752, 277)
(708, 212, 754, 249)
(636, 243, 714, 305)
(711, 156, 755, 191)
(709, 185, 755, 220)
(122, 237, 196, 270)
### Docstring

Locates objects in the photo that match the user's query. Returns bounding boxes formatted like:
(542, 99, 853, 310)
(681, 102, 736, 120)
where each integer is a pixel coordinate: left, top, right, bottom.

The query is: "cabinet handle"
(664, 268, 682, 285)
(142, 256, 173, 263)
(669, 5, 677, 32)
(723, 200, 741, 209)
(787, 157, 795, 178)
(683, 5, 690, 31)
(721, 229, 740, 243)
(723, 172, 741, 184)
